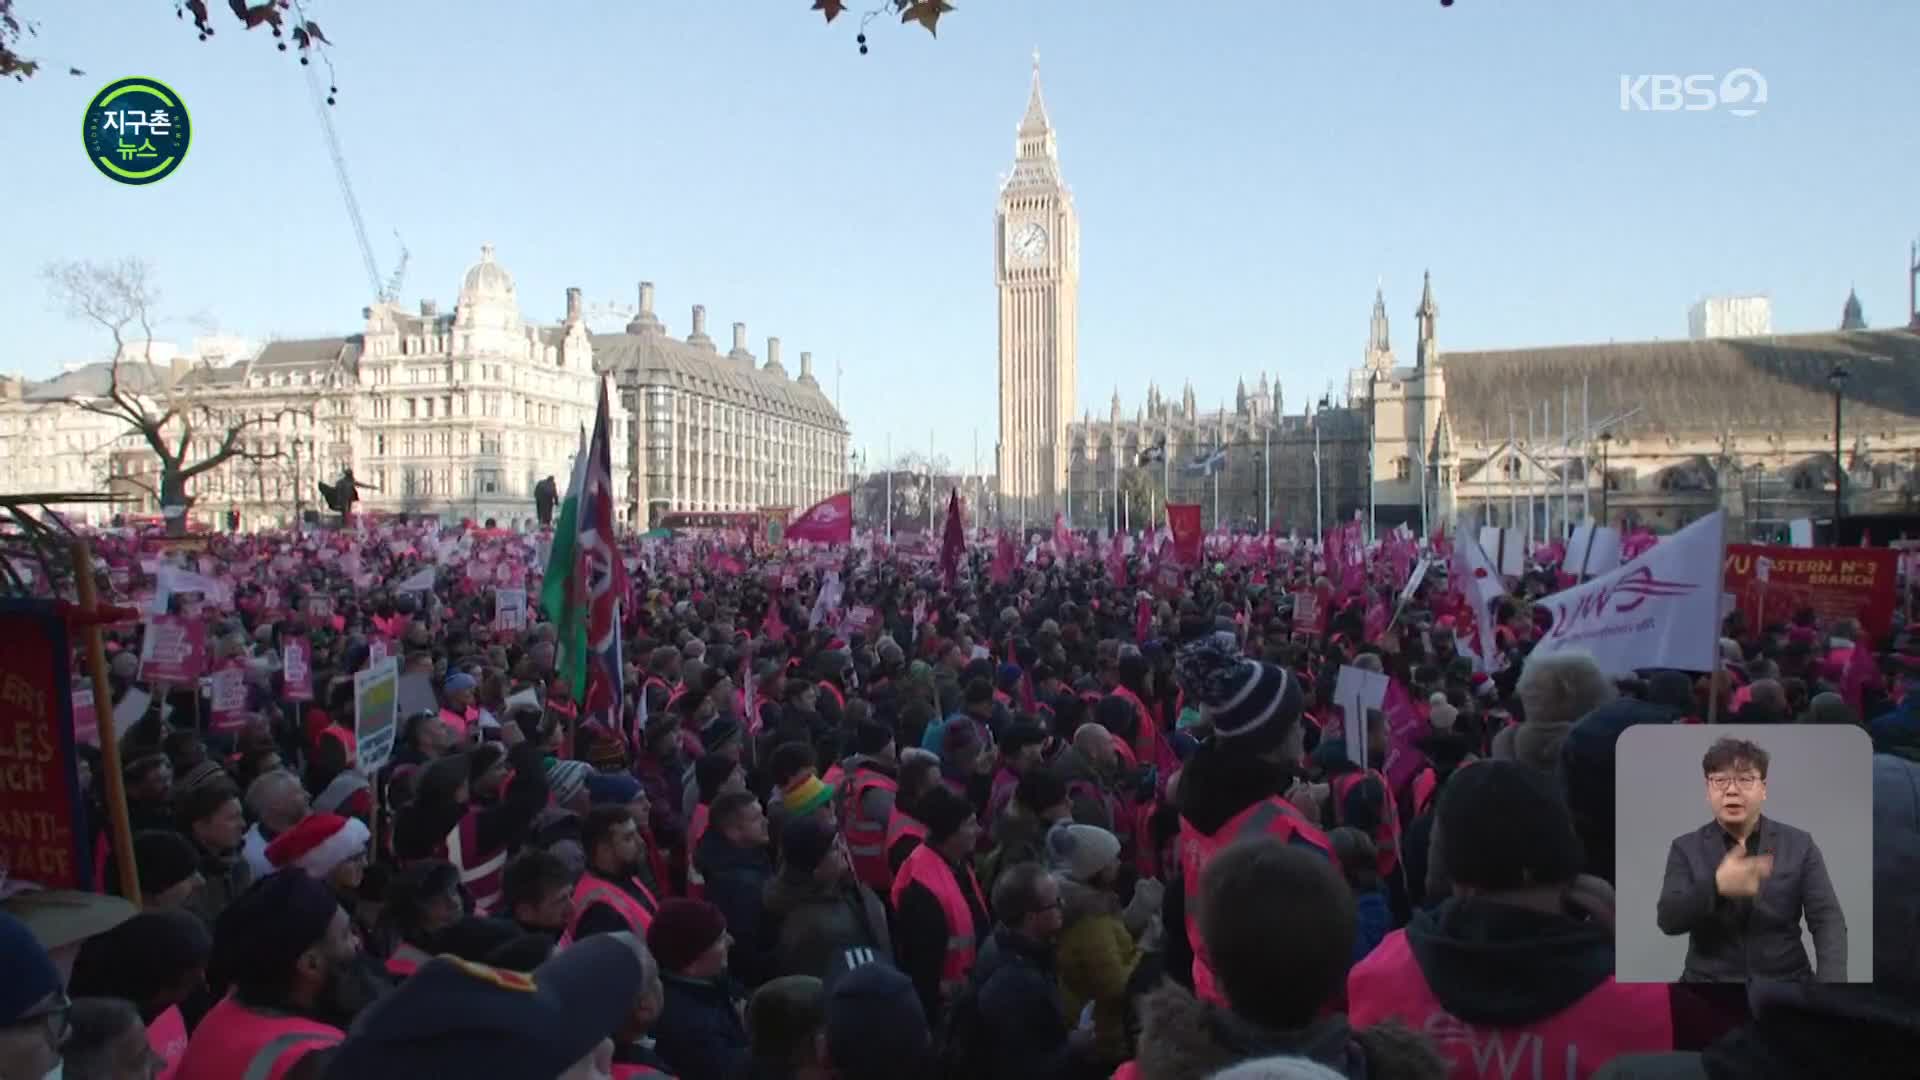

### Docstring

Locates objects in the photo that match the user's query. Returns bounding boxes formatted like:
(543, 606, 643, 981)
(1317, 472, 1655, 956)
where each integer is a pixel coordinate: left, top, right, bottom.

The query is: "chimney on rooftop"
(732, 322, 748, 352)
(765, 337, 785, 374)
(639, 281, 655, 316)
(689, 304, 714, 349)
(799, 352, 815, 381)
(565, 287, 582, 323)
(420, 299, 438, 318)
(625, 282, 662, 335)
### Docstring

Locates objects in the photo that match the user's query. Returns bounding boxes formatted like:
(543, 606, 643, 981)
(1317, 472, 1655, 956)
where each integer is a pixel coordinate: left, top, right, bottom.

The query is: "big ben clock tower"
(996, 52, 1079, 522)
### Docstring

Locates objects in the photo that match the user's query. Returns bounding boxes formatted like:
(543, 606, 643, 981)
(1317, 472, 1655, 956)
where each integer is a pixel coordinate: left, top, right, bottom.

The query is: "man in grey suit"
(1656, 736, 1847, 982)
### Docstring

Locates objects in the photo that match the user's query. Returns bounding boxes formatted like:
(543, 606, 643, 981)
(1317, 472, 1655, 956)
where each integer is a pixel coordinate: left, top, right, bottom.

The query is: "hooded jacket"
(1399, 897, 1617, 1028)
(695, 824, 775, 988)
(1054, 875, 1143, 1066)
(1125, 982, 1447, 1080)
(760, 871, 891, 981)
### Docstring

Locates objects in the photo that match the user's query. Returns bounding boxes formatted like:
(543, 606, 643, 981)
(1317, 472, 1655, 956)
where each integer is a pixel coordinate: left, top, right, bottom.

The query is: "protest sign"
(282, 638, 313, 701)
(1292, 591, 1319, 631)
(71, 688, 97, 746)
(0, 599, 89, 890)
(494, 588, 527, 632)
(138, 616, 206, 683)
(1333, 665, 1389, 770)
(396, 673, 438, 722)
(354, 657, 401, 772)
(1723, 544, 1899, 638)
(207, 667, 249, 733)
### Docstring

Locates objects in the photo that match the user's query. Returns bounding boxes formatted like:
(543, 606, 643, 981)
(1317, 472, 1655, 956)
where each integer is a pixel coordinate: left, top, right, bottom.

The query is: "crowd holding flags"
(540, 378, 629, 728)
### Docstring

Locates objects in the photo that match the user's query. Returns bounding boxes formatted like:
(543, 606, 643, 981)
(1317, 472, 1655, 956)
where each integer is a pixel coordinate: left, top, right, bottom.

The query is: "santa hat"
(265, 813, 370, 881)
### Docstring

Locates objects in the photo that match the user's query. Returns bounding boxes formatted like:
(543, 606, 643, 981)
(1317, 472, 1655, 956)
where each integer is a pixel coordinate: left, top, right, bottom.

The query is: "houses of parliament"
(994, 63, 1920, 540)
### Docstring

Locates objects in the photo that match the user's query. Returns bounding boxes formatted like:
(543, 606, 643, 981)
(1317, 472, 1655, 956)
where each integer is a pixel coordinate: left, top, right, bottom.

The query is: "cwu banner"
(1531, 511, 1725, 676)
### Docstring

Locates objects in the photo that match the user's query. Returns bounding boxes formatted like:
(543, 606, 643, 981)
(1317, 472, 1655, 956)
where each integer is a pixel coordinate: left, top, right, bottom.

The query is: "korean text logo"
(1619, 68, 1767, 118)
(83, 77, 192, 185)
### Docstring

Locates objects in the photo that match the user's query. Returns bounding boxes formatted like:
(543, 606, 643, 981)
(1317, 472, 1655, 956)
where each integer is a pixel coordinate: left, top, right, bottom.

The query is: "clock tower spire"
(996, 52, 1079, 523)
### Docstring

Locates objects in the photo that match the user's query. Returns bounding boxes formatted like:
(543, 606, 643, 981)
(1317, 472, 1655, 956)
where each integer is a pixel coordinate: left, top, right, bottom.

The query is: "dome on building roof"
(460, 243, 516, 298)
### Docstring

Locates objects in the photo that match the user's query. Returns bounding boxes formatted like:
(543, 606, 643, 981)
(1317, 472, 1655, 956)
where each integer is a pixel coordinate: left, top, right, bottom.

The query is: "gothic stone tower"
(996, 53, 1080, 517)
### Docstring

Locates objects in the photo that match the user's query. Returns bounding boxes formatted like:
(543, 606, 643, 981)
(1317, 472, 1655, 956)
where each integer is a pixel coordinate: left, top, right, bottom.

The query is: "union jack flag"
(573, 380, 629, 724)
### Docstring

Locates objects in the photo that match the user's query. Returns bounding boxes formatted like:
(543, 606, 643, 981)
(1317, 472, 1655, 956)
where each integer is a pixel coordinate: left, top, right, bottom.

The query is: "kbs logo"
(1620, 68, 1767, 117)
(1546, 567, 1697, 640)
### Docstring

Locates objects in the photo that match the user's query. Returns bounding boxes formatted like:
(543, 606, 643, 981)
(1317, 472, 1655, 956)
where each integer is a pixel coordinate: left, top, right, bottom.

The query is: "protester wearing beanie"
(1123, 837, 1447, 1080)
(1172, 641, 1335, 1007)
(173, 870, 350, 1079)
(824, 959, 934, 1080)
(685, 751, 749, 899)
(1048, 823, 1156, 1068)
(764, 815, 892, 983)
(1496, 651, 1617, 774)
(840, 721, 903, 894)
(889, 783, 989, 1023)
(1348, 761, 1675, 1074)
(105, 829, 205, 910)
(648, 898, 750, 1079)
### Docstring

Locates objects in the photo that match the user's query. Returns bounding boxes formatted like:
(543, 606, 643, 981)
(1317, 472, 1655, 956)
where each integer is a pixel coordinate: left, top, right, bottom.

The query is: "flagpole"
(1213, 462, 1221, 532)
(1124, 488, 1130, 533)
(928, 430, 935, 532)
(1313, 417, 1323, 537)
(1561, 386, 1571, 538)
(1581, 375, 1591, 523)
(1528, 404, 1537, 549)
(1263, 427, 1271, 533)
(1112, 428, 1120, 535)
(885, 433, 893, 542)
(1508, 411, 1518, 531)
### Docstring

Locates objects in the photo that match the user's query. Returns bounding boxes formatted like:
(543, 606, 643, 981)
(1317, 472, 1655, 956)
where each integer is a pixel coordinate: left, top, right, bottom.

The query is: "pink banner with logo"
(138, 616, 206, 684)
(283, 638, 313, 701)
(208, 667, 248, 733)
(71, 688, 98, 746)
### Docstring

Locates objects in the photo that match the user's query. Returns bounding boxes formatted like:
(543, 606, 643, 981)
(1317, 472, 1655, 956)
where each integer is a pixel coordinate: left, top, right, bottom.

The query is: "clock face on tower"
(1011, 221, 1049, 261)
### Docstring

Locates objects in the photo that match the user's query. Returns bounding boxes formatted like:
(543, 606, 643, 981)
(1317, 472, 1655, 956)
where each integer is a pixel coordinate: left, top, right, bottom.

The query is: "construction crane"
(303, 59, 405, 304)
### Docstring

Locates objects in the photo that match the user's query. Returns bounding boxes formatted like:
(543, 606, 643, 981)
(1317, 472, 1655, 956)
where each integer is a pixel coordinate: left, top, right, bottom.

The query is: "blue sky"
(5, 1, 1916, 470)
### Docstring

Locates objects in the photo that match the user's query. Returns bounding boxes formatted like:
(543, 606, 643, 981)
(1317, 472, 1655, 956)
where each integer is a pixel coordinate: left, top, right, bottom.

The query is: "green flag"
(540, 425, 590, 702)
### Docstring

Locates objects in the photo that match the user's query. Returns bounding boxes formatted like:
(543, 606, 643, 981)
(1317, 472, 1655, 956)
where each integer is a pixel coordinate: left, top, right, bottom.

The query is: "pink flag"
(1381, 677, 1430, 791)
(208, 666, 249, 734)
(786, 492, 854, 546)
(1840, 642, 1882, 713)
(138, 616, 207, 683)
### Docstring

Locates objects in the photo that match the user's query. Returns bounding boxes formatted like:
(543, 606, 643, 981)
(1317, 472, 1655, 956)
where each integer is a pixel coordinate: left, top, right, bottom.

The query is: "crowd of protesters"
(2, 518, 1917, 1080)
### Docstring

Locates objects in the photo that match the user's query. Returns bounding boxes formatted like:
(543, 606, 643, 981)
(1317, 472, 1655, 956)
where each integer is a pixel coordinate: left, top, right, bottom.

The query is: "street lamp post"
(1598, 431, 1613, 526)
(1828, 363, 1849, 532)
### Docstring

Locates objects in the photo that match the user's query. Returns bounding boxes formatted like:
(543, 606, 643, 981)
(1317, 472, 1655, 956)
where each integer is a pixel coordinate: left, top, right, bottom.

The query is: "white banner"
(1564, 522, 1623, 579)
(1532, 511, 1725, 675)
(395, 566, 436, 592)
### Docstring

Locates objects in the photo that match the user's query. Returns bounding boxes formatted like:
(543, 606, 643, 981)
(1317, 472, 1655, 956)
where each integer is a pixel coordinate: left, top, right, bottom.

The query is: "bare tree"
(43, 258, 309, 535)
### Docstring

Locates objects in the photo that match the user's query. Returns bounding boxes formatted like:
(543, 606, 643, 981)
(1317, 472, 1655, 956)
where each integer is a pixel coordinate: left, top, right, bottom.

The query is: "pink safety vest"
(844, 768, 900, 892)
(561, 871, 659, 945)
(889, 842, 986, 1002)
(385, 942, 433, 979)
(439, 706, 470, 742)
(148, 1005, 188, 1080)
(1348, 929, 1674, 1079)
(686, 802, 711, 900)
(172, 995, 342, 1080)
(1180, 797, 1334, 1006)
(1326, 768, 1401, 876)
(438, 809, 508, 915)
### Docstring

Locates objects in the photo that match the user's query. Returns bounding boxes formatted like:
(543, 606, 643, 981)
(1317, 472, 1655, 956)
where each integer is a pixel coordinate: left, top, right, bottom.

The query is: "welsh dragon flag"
(540, 378, 629, 723)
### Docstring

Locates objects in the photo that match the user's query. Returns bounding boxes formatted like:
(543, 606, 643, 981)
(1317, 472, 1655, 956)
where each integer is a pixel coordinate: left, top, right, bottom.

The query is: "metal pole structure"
(1581, 375, 1591, 523)
(1508, 412, 1517, 531)
(1313, 416, 1324, 537)
(1600, 432, 1612, 525)
(1561, 386, 1571, 537)
(1263, 427, 1271, 534)
(885, 433, 893, 541)
(1162, 417, 1171, 511)
(928, 430, 935, 532)
(1830, 363, 1848, 532)
(1417, 443, 1428, 539)
(1366, 385, 1376, 543)
(1018, 445, 1026, 539)
(1213, 463, 1221, 532)
(1113, 428, 1121, 535)
(1124, 487, 1130, 533)
(1527, 405, 1536, 548)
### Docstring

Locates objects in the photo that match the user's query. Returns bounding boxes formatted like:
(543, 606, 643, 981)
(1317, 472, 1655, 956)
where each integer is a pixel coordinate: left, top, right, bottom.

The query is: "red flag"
(1167, 504, 1203, 565)
(991, 532, 1017, 586)
(1053, 512, 1069, 552)
(939, 489, 965, 588)
(1107, 533, 1128, 587)
(1840, 642, 1882, 712)
(785, 492, 853, 546)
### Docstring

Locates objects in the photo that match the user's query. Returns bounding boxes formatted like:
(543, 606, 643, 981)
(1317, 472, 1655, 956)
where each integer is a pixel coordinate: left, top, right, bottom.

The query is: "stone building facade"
(1, 246, 850, 530)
